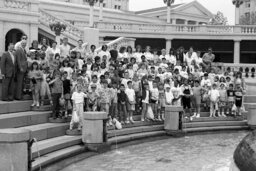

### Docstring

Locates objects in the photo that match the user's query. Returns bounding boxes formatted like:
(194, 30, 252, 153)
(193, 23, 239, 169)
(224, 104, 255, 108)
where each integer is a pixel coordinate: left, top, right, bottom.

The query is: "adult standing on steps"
(1, 43, 16, 101)
(15, 40, 28, 100)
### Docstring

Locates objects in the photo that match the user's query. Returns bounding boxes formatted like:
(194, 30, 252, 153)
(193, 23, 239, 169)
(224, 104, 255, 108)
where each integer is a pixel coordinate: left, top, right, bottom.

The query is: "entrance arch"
(5, 29, 24, 51)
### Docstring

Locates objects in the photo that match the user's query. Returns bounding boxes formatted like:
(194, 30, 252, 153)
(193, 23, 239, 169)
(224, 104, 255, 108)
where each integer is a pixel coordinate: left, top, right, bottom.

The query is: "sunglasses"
(22, 37, 27, 40)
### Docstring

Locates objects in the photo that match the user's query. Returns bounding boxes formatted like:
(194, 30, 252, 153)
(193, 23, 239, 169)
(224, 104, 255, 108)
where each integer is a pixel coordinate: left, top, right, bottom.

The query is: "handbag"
(59, 97, 65, 107)
(72, 110, 79, 123)
(146, 106, 154, 120)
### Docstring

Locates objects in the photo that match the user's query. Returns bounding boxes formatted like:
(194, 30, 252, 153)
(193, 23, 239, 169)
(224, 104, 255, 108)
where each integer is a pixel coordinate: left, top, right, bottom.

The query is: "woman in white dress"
(98, 45, 111, 62)
(143, 46, 153, 61)
(118, 46, 126, 61)
(134, 45, 143, 63)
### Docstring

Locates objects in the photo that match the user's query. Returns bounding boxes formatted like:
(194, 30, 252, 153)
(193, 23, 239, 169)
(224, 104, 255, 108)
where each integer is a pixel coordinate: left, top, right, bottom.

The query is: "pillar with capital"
(234, 39, 241, 64)
(232, 0, 244, 25)
(99, 0, 104, 21)
(164, 0, 175, 24)
(85, 0, 99, 27)
(166, 39, 172, 53)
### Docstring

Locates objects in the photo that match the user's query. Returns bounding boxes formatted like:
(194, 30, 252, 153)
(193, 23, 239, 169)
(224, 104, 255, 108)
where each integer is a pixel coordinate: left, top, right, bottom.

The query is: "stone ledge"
(165, 106, 183, 112)
(0, 128, 31, 142)
(83, 112, 108, 120)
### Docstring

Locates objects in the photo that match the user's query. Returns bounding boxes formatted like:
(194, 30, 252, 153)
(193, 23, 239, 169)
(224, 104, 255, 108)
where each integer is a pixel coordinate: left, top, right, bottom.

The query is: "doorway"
(5, 29, 24, 51)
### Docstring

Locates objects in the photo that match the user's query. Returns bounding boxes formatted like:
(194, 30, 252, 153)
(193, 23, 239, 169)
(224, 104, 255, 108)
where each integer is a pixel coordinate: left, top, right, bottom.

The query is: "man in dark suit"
(15, 40, 28, 100)
(1, 43, 16, 101)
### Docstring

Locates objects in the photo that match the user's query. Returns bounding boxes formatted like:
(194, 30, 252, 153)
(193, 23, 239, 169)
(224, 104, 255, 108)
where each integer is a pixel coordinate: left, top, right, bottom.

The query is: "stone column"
(166, 39, 172, 52)
(89, 5, 94, 27)
(0, 21, 4, 55)
(234, 39, 241, 63)
(164, 106, 184, 136)
(247, 104, 256, 129)
(99, 2, 103, 21)
(184, 20, 188, 25)
(0, 129, 31, 171)
(235, 7, 240, 25)
(167, 6, 171, 24)
(82, 112, 108, 144)
(30, 24, 38, 44)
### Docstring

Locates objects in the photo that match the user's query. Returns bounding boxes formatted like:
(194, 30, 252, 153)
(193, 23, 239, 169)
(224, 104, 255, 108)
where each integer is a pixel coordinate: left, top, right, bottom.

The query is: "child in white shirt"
(208, 83, 220, 117)
(70, 84, 87, 130)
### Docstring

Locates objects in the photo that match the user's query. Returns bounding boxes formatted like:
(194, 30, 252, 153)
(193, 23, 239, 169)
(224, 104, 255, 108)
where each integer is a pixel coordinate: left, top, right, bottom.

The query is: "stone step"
(32, 145, 87, 171)
(0, 111, 50, 129)
(107, 120, 164, 131)
(31, 105, 51, 111)
(108, 130, 166, 144)
(183, 120, 247, 128)
(244, 95, 256, 103)
(184, 116, 244, 123)
(0, 100, 32, 114)
(183, 125, 249, 133)
(107, 125, 164, 138)
(32, 136, 82, 159)
(21, 123, 69, 141)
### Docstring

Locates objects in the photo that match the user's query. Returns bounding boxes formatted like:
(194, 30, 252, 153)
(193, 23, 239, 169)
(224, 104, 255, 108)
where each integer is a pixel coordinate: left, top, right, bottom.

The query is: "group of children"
(25, 41, 247, 130)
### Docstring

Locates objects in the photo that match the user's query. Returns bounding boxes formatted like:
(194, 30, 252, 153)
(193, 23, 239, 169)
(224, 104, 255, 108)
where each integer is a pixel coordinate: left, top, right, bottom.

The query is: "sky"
(129, 0, 235, 24)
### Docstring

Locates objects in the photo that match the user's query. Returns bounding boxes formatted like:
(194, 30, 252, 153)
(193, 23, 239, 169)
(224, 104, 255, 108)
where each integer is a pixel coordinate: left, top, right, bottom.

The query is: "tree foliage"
(240, 12, 256, 25)
(209, 11, 228, 25)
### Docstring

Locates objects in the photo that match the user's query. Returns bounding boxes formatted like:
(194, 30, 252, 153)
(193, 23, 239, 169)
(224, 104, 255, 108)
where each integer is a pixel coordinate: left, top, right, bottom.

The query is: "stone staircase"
(0, 97, 252, 171)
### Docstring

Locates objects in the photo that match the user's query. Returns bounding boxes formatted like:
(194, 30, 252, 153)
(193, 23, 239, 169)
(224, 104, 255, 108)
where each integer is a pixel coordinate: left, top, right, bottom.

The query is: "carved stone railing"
(95, 37, 136, 52)
(39, 9, 84, 40)
(93, 22, 256, 35)
(213, 63, 256, 78)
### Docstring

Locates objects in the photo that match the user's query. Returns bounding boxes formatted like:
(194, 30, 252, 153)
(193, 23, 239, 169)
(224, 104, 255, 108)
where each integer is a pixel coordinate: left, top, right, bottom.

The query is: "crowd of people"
(0, 34, 247, 130)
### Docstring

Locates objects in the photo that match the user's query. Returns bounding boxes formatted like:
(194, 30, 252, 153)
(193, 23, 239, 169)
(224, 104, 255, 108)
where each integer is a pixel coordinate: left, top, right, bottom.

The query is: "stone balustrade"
(39, 9, 84, 40)
(96, 37, 136, 52)
(213, 63, 256, 78)
(93, 22, 256, 35)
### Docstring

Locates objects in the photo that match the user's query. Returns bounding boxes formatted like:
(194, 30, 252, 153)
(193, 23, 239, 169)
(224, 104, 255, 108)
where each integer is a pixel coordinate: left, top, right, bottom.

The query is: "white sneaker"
(141, 118, 145, 122)
(192, 113, 197, 118)
(222, 112, 227, 117)
(196, 114, 200, 118)
(130, 117, 135, 124)
(108, 120, 113, 126)
(125, 120, 130, 124)
(36, 102, 40, 107)
(31, 102, 36, 107)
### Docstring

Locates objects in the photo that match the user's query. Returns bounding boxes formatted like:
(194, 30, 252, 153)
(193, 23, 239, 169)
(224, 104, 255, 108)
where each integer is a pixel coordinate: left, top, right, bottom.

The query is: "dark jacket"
(15, 47, 27, 73)
(117, 91, 128, 104)
(1, 51, 16, 77)
(141, 88, 151, 101)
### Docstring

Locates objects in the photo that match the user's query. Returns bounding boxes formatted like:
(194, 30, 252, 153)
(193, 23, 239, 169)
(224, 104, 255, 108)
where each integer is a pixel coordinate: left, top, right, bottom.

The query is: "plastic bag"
(147, 106, 154, 120)
(232, 104, 237, 112)
(67, 101, 72, 110)
(72, 110, 79, 123)
(59, 97, 65, 107)
(114, 119, 122, 130)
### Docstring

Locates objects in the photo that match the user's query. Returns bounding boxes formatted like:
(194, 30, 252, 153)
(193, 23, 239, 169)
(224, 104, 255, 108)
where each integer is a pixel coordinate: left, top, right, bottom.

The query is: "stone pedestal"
(247, 104, 256, 129)
(0, 128, 31, 171)
(83, 28, 99, 47)
(164, 106, 184, 136)
(82, 112, 108, 144)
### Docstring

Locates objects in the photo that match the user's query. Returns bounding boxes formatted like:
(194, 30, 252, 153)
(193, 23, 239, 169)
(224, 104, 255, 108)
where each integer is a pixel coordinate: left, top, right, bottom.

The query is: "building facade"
(239, 0, 256, 18)
(53, 0, 129, 11)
